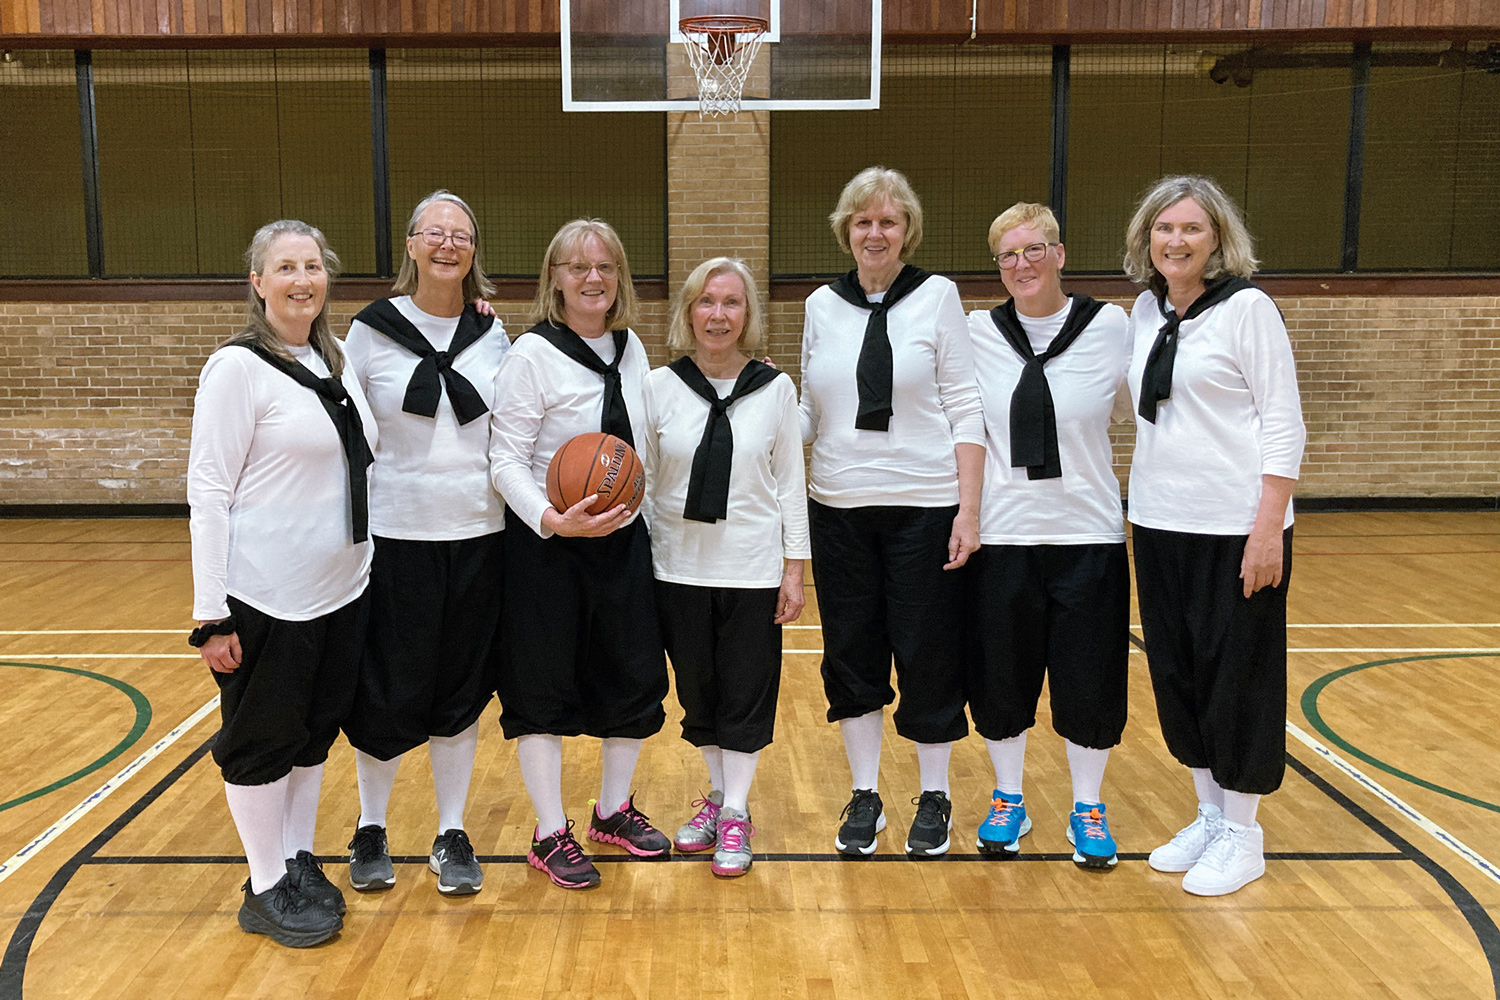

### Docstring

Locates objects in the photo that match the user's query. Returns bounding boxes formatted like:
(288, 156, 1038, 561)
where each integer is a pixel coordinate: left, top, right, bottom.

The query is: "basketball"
(545, 432, 646, 516)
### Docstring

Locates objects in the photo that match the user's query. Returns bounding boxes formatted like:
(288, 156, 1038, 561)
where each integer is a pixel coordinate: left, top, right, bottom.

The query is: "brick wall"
(2, 292, 1498, 507)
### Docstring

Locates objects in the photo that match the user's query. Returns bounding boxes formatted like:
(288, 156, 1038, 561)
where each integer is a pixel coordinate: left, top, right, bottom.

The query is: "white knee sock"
(698, 745, 725, 792)
(839, 710, 884, 791)
(720, 749, 760, 813)
(985, 733, 1028, 796)
(915, 741, 951, 795)
(354, 749, 401, 830)
(429, 721, 480, 835)
(1221, 789, 1260, 828)
(224, 776, 290, 895)
(598, 737, 643, 818)
(518, 734, 566, 837)
(282, 764, 323, 858)
(1192, 768, 1225, 810)
(1064, 741, 1110, 805)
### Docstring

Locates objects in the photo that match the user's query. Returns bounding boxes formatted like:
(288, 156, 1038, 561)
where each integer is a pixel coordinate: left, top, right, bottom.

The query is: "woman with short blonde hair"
(532, 218, 640, 332)
(666, 256, 764, 354)
(801, 166, 984, 859)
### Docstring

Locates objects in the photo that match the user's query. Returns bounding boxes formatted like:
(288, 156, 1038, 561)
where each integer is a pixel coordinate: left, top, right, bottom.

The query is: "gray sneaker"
(429, 828, 483, 895)
(348, 824, 395, 892)
(673, 790, 724, 853)
(710, 806, 754, 877)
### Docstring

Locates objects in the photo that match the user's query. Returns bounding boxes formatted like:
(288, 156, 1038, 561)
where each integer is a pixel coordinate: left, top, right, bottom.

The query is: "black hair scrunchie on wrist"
(188, 618, 238, 648)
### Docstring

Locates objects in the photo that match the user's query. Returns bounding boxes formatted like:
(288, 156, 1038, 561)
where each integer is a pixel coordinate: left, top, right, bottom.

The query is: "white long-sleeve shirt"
(188, 341, 376, 622)
(969, 300, 1130, 545)
(1126, 287, 1306, 535)
(799, 275, 985, 508)
(488, 328, 650, 537)
(640, 366, 811, 588)
(344, 296, 510, 541)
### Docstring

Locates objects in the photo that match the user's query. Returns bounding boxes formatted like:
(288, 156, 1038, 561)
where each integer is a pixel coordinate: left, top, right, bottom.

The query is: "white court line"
(0, 630, 184, 635)
(782, 623, 1500, 630)
(0, 654, 202, 660)
(784, 648, 1500, 655)
(0, 695, 220, 885)
(1286, 721, 1500, 887)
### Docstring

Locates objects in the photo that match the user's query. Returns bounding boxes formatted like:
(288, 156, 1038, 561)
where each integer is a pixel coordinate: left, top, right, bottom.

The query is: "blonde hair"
(987, 202, 1060, 254)
(828, 166, 924, 260)
(530, 219, 639, 331)
(222, 220, 344, 377)
(1123, 175, 1259, 297)
(667, 257, 763, 355)
(393, 190, 496, 302)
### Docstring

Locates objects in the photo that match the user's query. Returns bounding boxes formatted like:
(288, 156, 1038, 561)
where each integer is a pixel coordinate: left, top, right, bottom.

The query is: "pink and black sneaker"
(528, 820, 601, 889)
(587, 794, 671, 857)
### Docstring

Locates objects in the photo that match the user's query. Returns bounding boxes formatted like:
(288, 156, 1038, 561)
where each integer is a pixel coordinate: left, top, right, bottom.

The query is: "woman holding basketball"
(341, 190, 508, 898)
(489, 218, 670, 890)
(1124, 175, 1304, 896)
(800, 166, 985, 857)
(640, 257, 809, 878)
(188, 219, 374, 946)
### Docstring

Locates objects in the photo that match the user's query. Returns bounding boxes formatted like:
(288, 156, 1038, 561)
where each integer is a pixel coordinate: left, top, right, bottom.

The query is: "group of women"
(188, 167, 1304, 949)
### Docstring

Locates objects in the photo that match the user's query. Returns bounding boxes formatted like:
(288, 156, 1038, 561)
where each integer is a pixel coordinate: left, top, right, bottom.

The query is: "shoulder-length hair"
(828, 166, 924, 260)
(393, 190, 496, 302)
(667, 257, 763, 355)
(221, 219, 344, 377)
(1123, 175, 1259, 297)
(530, 218, 639, 331)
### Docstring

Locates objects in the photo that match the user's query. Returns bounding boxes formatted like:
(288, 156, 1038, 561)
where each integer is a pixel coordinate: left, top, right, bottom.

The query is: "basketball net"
(680, 15, 769, 117)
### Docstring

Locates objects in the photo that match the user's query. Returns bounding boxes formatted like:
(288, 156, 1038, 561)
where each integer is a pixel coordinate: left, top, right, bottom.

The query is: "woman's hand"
(473, 298, 496, 318)
(199, 626, 242, 674)
(1239, 522, 1284, 597)
(774, 560, 806, 624)
(541, 494, 633, 538)
(945, 508, 980, 570)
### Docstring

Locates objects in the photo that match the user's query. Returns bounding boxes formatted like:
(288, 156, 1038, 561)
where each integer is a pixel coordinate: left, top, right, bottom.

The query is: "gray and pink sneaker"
(674, 791, 724, 853)
(710, 807, 754, 878)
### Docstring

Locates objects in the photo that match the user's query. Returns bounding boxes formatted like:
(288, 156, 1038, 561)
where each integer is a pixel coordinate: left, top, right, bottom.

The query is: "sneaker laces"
(349, 826, 385, 859)
(683, 796, 719, 832)
(718, 815, 755, 853)
(1073, 807, 1108, 842)
(247, 877, 315, 914)
(986, 796, 1021, 824)
(609, 796, 657, 835)
(1197, 823, 1244, 872)
(442, 829, 476, 865)
(839, 789, 880, 824)
(910, 793, 948, 825)
(547, 821, 588, 865)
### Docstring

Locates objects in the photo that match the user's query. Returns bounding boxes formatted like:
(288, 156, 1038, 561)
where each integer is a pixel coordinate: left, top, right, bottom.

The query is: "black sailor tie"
(1137, 275, 1256, 423)
(668, 356, 782, 523)
(528, 321, 636, 447)
(352, 298, 493, 425)
(827, 264, 932, 432)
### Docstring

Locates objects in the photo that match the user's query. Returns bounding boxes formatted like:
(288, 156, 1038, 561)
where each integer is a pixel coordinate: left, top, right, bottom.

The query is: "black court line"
(2, 710, 1497, 1000)
(84, 850, 1410, 866)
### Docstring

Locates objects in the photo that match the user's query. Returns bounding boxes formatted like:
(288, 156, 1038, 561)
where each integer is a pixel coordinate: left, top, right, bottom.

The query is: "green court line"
(0, 661, 152, 813)
(1301, 653, 1500, 814)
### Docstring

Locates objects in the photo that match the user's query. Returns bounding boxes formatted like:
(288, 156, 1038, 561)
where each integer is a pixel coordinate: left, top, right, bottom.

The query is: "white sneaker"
(1148, 802, 1224, 873)
(1181, 820, 1265, 896)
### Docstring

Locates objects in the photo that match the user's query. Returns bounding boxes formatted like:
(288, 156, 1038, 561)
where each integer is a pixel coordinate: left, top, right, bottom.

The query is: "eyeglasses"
(994, 242, 1058, 268)
(556, 260, 618, 279)
(413, 228, 475, 250)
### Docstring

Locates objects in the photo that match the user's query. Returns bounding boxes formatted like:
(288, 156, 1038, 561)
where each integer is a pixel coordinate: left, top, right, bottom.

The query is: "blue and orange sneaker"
(1066, 801, 1119, 870)
(976, 790, 1031, 854)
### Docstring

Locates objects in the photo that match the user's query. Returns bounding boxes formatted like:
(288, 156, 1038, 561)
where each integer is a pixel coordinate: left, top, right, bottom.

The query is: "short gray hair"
(1123, 175, 1258, 297)
(393, 190, 496, 302)
(667, 257, 763, 355)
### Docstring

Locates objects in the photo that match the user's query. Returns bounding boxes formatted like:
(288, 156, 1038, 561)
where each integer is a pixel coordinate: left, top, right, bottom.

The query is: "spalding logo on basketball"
(546, 431, 646, 516)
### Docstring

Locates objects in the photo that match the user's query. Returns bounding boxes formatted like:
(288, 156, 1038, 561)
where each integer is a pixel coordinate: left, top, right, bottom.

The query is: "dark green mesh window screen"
(91, 49, 373, 277)
(386, 48, 666, 278)
(771, 44, 1052, 277)
(0, 51, 87, 278)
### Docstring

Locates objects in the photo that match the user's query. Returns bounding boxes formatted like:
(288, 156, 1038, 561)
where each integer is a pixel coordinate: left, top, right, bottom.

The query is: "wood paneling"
(2, 0, 1494, 39)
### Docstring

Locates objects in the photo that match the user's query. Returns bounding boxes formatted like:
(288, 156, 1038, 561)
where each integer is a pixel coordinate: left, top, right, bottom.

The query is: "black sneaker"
(429, 828, 484, 895)
(586, 795, 671, 857)
(348, 824, 396, 892)
(285, 850, 346, 915)
(905, 790, 953, 857)
(528, 820, 602, 890)
(238, 873, 342, 948)
(834, 788, 886, 856)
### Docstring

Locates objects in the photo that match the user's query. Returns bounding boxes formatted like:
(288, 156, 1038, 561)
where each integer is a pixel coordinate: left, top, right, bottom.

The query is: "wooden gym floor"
(0, 512, 1496, 999)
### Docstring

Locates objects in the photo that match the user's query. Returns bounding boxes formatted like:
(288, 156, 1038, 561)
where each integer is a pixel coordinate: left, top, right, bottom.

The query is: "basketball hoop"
(679, 14, 770, 117)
